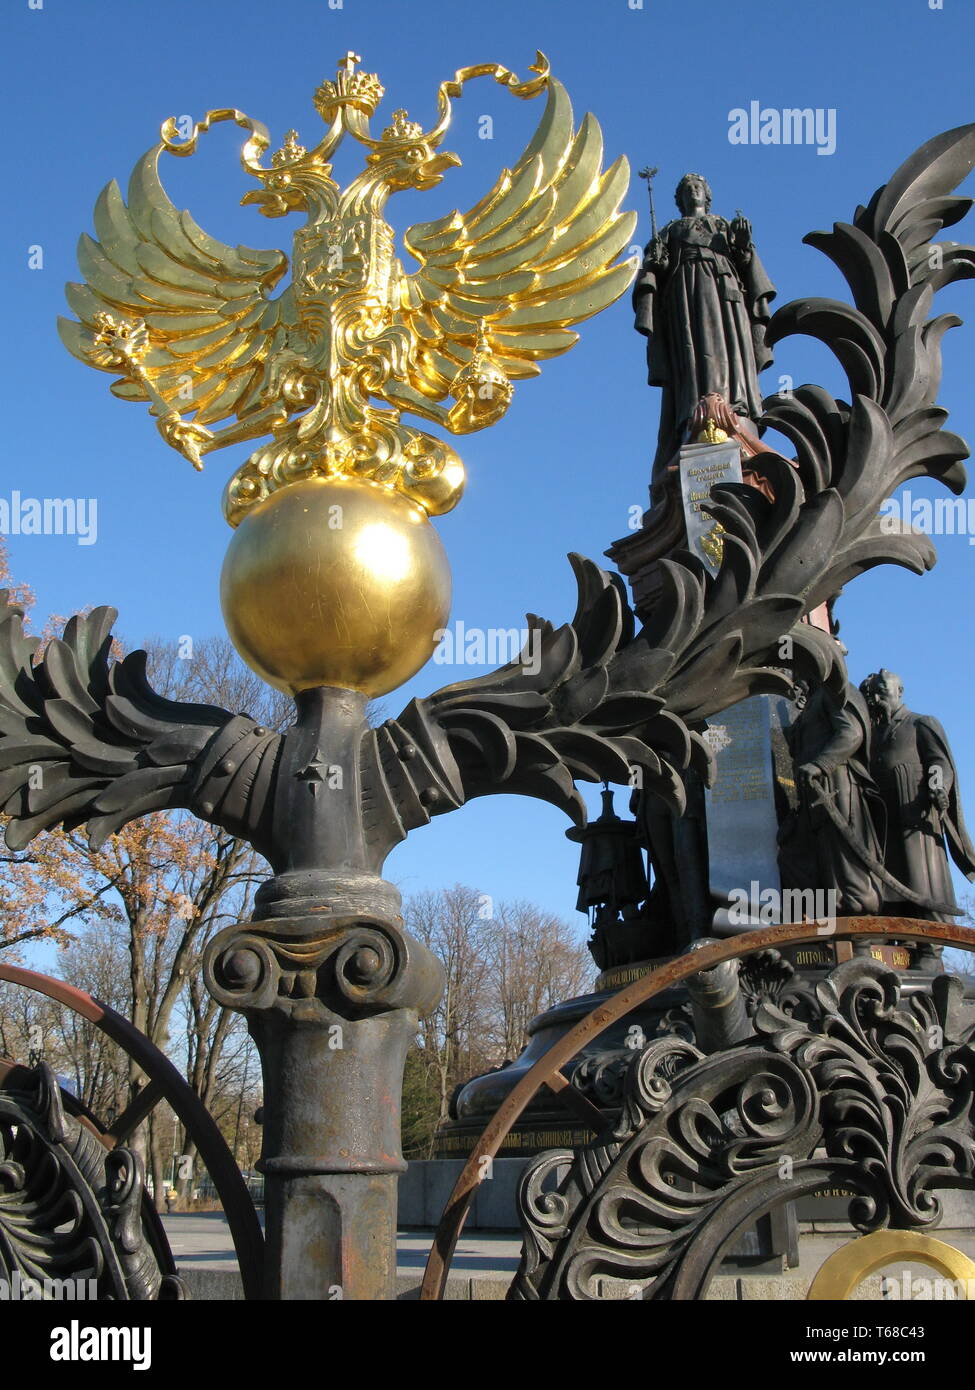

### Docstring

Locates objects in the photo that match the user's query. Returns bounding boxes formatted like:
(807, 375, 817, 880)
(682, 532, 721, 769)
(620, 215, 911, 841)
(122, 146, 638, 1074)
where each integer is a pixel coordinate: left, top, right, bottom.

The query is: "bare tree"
(407, 885, 494, 1130)
(402, 885, 593, 1156)
(482, 901, 593, 1059)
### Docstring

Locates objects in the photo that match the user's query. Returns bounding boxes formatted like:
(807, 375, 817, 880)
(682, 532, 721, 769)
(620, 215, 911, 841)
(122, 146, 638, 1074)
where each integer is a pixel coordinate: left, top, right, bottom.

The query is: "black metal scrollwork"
(511, 958, 975, 1300)
(0, 1063, 184, 1300)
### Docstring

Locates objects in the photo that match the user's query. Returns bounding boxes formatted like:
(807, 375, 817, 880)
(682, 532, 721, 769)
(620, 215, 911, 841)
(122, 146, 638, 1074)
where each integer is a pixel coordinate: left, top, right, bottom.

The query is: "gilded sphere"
(220, 477, 452, 696)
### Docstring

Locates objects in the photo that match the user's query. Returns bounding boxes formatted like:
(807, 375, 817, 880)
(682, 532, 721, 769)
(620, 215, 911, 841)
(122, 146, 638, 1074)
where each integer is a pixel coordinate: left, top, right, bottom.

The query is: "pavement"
(161, 1212, 975, 1300)
(161, 1211, 523, 1298)
(161, 1210, 249, 1272)
(162, 1210, 522, 1275)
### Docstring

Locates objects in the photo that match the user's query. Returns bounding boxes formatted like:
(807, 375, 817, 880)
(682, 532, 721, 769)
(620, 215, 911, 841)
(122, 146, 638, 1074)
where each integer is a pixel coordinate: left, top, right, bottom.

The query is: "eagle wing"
(397, 78, 637, 405)
(57, 145, 292, 428)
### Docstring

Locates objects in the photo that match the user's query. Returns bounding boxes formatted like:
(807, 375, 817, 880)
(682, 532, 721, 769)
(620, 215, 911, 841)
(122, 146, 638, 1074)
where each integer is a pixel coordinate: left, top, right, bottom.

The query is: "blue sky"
(4, 0, 975, 938)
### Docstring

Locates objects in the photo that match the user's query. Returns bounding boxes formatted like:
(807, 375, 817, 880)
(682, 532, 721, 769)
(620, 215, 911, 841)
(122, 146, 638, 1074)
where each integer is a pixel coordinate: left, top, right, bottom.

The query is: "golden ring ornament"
(806, 1229, 975, 1300)
(60, 52, 637, 694)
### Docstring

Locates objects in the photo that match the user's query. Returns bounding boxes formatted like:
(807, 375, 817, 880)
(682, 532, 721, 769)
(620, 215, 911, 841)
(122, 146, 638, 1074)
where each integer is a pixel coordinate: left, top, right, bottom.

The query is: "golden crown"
(381, 109, 424, 143)
(271, 130, 307, 167)
(314, 52, 385, 119)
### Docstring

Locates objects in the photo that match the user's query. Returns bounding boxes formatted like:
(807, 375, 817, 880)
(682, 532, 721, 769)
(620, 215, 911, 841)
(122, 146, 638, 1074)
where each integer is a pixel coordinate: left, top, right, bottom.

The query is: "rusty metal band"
(0, 961, 265, 1300)
(419, 916, 975, 1300)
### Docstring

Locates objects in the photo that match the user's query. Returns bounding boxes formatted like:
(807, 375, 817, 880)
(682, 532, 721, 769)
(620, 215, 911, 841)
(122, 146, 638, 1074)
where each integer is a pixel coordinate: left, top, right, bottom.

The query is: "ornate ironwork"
(739, 947, 819, 1021)
(510, 954, 975, 1299)
(0, 1062, 185, 1300)
(419, 917, 975, 1298)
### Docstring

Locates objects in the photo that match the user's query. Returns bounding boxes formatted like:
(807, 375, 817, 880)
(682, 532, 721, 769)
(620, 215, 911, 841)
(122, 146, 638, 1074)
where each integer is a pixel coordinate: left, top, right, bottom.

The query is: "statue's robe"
(778, 685, 884, 914)
(633, 214, 775, 481)
(868, 706, 975, 921)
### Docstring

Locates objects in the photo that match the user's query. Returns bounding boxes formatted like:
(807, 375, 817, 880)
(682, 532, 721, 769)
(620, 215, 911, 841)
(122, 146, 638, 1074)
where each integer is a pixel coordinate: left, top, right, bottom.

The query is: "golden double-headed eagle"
(59, 52, 636, 526)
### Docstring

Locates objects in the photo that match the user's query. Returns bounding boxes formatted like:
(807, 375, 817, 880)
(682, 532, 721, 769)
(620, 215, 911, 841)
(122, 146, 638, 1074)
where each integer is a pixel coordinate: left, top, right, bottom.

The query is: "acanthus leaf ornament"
(0, 1063, 184, 1301)
(510, 960, 975, 1301)
(58, 52, 638, 527)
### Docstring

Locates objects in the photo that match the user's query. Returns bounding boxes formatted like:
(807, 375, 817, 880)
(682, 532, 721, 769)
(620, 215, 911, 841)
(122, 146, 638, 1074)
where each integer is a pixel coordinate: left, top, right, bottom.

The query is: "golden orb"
(220, 477, 452, 696)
